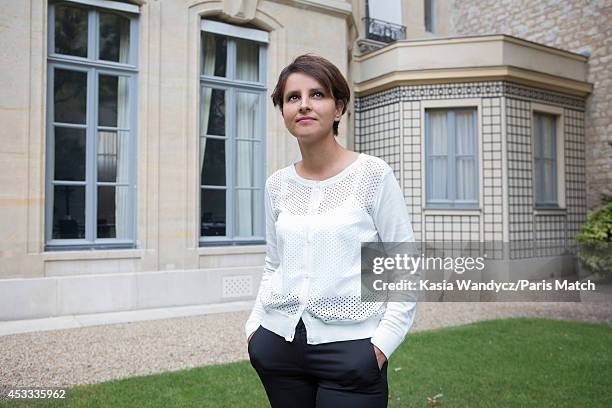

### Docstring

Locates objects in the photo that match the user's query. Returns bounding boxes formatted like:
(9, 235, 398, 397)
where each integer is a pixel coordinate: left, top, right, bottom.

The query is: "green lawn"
(3, 318, 612, 407)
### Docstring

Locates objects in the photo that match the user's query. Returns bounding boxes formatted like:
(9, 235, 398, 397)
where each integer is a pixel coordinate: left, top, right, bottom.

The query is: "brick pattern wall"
(450, 0, 612, 210)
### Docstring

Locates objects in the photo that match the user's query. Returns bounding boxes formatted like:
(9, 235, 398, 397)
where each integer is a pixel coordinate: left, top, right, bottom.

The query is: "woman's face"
(281, 72, 343, 143)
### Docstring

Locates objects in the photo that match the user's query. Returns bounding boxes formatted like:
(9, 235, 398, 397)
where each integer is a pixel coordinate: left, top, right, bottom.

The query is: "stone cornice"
(354, 34, 589, 63)
(266, 0, 352, 18)
(353, 34, 593, 97)
(354, 66, 593, 97)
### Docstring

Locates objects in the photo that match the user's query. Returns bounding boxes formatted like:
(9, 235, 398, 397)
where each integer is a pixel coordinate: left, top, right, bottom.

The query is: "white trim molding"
(63, 0, 140, 14)
(267, 0, 352, 17)
(201, 19, 269, 43)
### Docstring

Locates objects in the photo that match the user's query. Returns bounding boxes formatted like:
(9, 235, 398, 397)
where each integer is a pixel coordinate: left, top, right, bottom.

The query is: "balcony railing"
(363, 17, 406, 43)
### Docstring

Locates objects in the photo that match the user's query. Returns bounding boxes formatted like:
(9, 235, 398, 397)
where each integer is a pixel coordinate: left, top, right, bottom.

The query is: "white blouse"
(245, 152, 416, 359)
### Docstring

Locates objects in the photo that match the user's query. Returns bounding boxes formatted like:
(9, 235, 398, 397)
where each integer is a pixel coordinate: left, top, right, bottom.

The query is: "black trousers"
(248, 318, 388, 408)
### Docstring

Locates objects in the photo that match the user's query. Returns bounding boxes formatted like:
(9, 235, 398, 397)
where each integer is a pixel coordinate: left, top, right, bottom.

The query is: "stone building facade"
(0, 0, 354, 321)
(0, 0, 602, 324)
(449, 0, 611, 210)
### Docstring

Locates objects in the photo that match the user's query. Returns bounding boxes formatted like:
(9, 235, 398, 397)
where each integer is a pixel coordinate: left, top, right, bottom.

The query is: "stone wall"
(449, 0, 611, 210)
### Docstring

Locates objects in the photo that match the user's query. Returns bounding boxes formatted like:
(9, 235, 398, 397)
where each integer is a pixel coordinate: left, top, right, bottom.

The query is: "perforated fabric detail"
(316, 171, 357, 214)
(353, 157, 389, 216)
(260, 169, 305, 316)
(306, 294, 387, 322)
(282, 178, 312, 216)
(265, 169, 283, 219)
(259, 154, 394, 323)
(261, 291, 301, 315)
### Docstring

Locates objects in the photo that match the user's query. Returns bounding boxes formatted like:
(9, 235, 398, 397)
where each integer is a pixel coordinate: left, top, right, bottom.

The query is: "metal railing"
(363, 17, 406, 43)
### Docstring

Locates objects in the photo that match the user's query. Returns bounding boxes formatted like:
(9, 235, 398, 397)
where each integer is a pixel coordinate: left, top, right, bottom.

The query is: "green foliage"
(576, 203, 612, 276)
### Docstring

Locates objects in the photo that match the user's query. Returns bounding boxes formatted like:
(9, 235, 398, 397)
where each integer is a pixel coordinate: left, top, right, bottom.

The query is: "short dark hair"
(271, 54, 351, 136)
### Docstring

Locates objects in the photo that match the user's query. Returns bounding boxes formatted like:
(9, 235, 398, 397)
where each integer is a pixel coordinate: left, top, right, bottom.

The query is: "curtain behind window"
(97, 30, 130, 239)
(235, 44, 260, 237)
(428, 111, 448, 200)
(427, 109, 477, 206)
(115, 36, 130, 238)
(455, 111, 476, 201)
(534, 113, 557, 204)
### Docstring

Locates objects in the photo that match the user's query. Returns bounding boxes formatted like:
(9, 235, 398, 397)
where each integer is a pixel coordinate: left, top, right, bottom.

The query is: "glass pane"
(543, 160, 557, 203)
(54, 69, 87, 124)
(424, 0, 433, 32)
(236, 92, 259, 139)
(428, 111, 447, 155)
(455, 110, 474, 156)
(201, 189, 226, 236)
(99, 75, 130, 127)
(542, 115, 556, 159)
(456, 158, 476, 200)
(97, 131, 129, 183)
(534, 115, 543, 159)
(534, 158, 543, 203)
(97, 186, 129, 239)
(201, 87, 225, 136)
(52, 185, 85, 239)
(54, 127, 86, 181)
(201, 32, 227, 77)
(236, 39, 259, 81)
(200, 137, 226, 186)
(236, 141, 262, 188)
(235, 189, 263, 237)
(430, 157, 447, 200)
(369, 0, 402, 25)
(54, 4, 88, 57)
(99, 12, 130, 63)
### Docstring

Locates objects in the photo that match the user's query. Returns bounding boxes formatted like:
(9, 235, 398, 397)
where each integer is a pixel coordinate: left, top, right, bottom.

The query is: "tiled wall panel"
(355, 81, 586, 259)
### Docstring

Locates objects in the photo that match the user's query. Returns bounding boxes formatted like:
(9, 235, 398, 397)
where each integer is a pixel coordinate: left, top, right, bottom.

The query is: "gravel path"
(1, 302, 611, 388)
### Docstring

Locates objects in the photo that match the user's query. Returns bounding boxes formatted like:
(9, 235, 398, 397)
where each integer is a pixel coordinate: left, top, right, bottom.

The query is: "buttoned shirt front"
(245, 153, 416, 359)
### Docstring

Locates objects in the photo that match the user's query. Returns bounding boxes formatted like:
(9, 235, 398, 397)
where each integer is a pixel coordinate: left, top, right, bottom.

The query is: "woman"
(245, 54, 416, 407)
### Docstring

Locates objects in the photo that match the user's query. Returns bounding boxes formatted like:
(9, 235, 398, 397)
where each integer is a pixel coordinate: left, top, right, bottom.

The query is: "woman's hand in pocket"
(247, 331, 255, 345)
(373, 344, 387, 370)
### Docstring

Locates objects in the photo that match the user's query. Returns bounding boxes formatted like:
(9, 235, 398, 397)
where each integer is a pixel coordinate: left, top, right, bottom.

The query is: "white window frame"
(531, 103, 566, 210)
(421, 99, 483, 211)
(60, 0, 140, 14)
(199, 19, 268, 246)
(45, 0, 139, 250)
(201, 19, 269, 44)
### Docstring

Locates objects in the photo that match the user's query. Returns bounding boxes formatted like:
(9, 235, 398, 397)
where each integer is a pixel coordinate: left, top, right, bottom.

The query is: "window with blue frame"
(533, 112, 558, 207)
(199, 20, 267, 245)
(425, 108, 479, 209)
(46, 0, 138, 249)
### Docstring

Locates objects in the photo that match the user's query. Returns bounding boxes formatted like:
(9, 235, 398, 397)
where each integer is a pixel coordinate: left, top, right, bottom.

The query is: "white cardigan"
(245, 153, 416, 359)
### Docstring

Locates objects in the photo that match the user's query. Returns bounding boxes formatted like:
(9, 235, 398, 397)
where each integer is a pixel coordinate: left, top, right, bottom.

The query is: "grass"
(3, 317, 612, 407)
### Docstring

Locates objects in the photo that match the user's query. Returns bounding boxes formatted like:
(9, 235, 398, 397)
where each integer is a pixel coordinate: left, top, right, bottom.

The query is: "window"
(365, 0, 405, 43)
(425, 0, 436, 33)
(533, 112, 558, 207)
(368, 0, 402, 24)
(199, 20, 268, 245)
(425, 108, 479, 208)
(46, 1, 138, 249)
